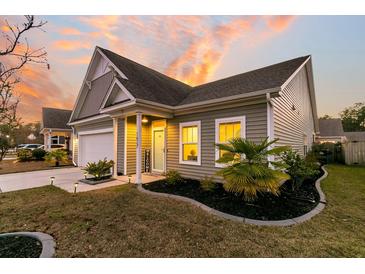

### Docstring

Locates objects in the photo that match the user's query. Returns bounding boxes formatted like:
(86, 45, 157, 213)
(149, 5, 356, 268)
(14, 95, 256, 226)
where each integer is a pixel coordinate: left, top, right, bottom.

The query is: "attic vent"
(85, 81, 92, 90)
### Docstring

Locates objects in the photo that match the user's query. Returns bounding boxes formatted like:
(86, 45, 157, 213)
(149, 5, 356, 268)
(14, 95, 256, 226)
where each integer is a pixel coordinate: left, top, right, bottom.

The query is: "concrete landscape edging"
(0, 232, 56, 258)
(139, 165, 328, 226)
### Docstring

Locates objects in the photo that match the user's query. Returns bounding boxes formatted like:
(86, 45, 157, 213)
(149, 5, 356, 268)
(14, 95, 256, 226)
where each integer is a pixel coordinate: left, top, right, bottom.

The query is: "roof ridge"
(98, 47, 193, 90)
(191, 55, 310, 90)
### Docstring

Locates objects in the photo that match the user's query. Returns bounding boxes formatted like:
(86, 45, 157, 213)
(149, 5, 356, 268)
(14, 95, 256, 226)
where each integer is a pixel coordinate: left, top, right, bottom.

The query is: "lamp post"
(74, 182, 79, 194)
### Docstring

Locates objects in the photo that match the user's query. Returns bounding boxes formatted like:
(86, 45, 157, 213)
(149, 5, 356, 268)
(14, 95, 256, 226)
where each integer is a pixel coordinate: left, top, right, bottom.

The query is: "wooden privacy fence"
(342, 141, 365, 165)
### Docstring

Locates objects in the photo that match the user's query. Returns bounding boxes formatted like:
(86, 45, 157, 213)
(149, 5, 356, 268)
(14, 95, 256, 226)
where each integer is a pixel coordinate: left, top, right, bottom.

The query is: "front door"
(152, 128, 165, 172)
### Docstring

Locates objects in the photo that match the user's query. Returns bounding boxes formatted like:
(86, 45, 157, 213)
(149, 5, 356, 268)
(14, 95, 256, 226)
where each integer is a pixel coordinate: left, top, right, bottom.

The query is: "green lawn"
(0, 164, 364, 257)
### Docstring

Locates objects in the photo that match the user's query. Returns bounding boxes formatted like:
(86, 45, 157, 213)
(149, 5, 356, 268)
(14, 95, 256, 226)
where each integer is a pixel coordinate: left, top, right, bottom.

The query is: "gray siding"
(166, 104, 267, 181)
(117, 118, 125, 174)
(272, 67, 315, 155)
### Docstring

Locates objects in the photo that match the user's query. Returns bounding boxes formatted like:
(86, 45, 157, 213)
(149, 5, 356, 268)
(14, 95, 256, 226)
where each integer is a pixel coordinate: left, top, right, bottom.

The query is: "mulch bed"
(79, 175, 114, 185)
(144, 171, 323, 221)
(0, 235, 42, 258)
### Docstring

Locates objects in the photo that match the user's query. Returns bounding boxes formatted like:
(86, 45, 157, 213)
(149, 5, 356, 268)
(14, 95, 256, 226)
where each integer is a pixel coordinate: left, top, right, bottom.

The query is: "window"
(51, 136, 59, 145)
(179, 121, 201, 165)
(215, 116, 246, 167)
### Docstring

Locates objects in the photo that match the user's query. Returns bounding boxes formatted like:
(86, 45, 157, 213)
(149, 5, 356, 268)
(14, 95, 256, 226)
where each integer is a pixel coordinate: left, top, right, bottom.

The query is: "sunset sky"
(1, 15, 364, 123)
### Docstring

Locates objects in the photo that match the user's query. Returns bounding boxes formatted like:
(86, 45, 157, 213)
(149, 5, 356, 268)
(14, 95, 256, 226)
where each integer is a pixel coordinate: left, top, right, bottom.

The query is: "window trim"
(215, 116, 246, 168)
(179, 120, 201, 166)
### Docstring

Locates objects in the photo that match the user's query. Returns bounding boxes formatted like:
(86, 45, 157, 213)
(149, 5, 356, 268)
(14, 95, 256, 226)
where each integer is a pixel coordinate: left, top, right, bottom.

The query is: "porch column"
(112, 117, 118, 178)
(48, 130, 52, 151)
(136, 112, 142, 184)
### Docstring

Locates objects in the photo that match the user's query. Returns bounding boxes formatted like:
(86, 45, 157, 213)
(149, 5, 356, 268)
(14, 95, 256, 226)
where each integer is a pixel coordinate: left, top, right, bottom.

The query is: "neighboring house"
(40, 107, 73, 151)
(343, 132, 365, 165)
(344, 131, 365, 142)
(316, 118, 347, 143)
(68, 46, 319, 182)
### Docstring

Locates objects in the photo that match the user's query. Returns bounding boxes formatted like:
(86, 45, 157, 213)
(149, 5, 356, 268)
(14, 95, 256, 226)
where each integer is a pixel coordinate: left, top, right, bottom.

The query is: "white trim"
(136, 112, 142, 184)
(96, 48, 128, 80)
(280, 56, 311, 90)
(215, 115, 246, 168)
(124, 117, 127, 175)
(266, 93, 275, 163)
(68, 114, 110, 126)
(151, 120, 167, 173)
(179, 120, 201, 166)
(113, 117, 118, 178)
(78, 127, 113, 136)
(100, 78, 135, 110)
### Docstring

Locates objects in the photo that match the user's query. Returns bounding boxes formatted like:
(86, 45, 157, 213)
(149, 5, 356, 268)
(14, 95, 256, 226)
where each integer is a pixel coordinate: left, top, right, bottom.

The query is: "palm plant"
(45, 149, 69, 167)
(216, 137, 289, 201)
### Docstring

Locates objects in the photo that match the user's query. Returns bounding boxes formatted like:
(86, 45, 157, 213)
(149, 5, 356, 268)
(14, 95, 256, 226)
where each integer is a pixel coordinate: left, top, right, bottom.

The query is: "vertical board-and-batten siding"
(166, 104, 267, 181)
(272, 66, 315, 155)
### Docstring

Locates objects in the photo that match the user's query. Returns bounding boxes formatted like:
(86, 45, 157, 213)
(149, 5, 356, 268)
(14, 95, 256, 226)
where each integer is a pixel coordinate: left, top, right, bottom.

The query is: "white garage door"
(79, 132, 113, 166)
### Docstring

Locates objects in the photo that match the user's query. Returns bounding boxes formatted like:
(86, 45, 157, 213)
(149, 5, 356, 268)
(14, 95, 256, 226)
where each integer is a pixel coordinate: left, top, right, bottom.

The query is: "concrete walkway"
(0, 168, 165, 193)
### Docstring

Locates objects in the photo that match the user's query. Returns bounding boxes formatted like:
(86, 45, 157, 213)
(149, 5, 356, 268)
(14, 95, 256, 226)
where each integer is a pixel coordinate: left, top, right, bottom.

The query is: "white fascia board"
(68, 114, 110, 126)
(100, 78, 135, 110)
(68, 48, 100, 124)
(96, 48, 128, 80)
(280, 56, 311, 91)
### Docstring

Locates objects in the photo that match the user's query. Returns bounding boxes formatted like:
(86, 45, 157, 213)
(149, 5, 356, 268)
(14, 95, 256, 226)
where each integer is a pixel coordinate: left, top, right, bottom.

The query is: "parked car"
(39, 144, 67, 151)
(18, 144, 43, 151)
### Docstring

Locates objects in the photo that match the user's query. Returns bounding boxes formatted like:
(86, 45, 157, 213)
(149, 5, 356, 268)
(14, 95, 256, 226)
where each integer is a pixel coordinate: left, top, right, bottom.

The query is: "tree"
(0, 15, 48, 160)
(45, 150, 69, 167)
(340, 102, 365, 132)
(216, 137, 289, 201)
(12, 122, 43, 145)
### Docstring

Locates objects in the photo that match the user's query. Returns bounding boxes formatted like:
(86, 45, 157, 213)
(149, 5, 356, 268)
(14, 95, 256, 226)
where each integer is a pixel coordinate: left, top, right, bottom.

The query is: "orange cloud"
(53, 40, 92, 51)
(65, 55, 91, 65)
(266, 16, 296, 32)
(59, 27, 81, 35)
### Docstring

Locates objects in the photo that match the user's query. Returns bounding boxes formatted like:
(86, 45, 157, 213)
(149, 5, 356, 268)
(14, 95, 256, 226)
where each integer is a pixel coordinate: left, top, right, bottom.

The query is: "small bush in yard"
(32, 148, 47, 160)
(45, 149, 69, 167)
(165, 170, 183, 185)
(84, 158, 114, 180)
(281, 149, 320, 191)
(17, 149, 32, 162)
(200, 176, 217, 192)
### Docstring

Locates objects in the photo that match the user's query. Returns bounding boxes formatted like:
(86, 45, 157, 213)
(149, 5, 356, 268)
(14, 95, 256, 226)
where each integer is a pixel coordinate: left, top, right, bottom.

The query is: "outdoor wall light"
(142, 116, 148, 123)
(74, 182, 79, 194)
(50, 176, 55, 185)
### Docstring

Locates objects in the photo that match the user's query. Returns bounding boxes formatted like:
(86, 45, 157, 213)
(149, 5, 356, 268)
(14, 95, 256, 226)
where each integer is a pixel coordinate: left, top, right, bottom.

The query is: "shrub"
(32, 148, 47, 160)
(200, 176, 217, 192)
(216, 137, 289, 201)
(83, 158, 114, 180)
(165, 170, 183, 185)
(281, 149, 320, 191)
(17, 149, 32, 162)
(45, 149, 69, 167)
(0, 137, 10, 161)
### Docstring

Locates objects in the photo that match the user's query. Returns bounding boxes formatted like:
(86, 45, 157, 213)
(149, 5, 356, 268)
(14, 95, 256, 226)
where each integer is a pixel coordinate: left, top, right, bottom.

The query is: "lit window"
(51, 136, 59, 145)
(215, 116, 245, 167)
(179, 121, 201, 165)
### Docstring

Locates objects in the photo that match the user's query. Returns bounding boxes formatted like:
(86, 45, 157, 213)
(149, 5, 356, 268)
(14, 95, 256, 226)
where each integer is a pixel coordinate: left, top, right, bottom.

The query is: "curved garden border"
(139, 166, 328, 226)
(0, 232, 56, 258)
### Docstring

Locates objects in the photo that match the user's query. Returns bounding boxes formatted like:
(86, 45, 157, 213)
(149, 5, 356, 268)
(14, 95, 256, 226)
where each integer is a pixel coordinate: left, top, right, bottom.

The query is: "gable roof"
(318, 118, 344, 136)
(42, 107, 72, 130)
(99, 47, 310, 106)
(70, 47, 313, 123)
(99, 47, 192, 106)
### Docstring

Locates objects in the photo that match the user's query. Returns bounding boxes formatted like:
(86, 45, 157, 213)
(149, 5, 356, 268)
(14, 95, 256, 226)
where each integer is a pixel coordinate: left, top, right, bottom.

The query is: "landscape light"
(74, 182, 79, 194)
(50, 176, 55, 185)
(84, 172, 88, 179)
(128, 175, 132, 184)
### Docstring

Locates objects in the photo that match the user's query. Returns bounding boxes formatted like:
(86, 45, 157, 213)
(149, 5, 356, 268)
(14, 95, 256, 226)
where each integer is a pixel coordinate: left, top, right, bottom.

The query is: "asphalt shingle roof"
(99, 47, 310, 106)
(318, 118, 344, 136)
(42, 107, 72, 130)
(345, 131, 365, 142)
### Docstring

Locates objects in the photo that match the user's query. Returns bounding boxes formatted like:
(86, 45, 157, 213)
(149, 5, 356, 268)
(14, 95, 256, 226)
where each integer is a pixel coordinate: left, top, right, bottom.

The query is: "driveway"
(0, 167, 84, 193)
